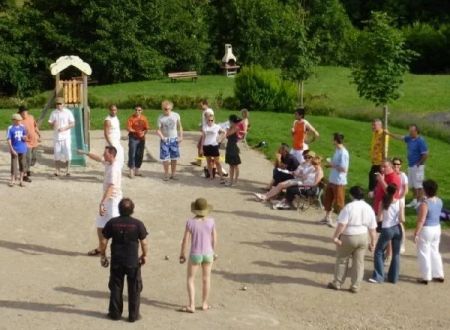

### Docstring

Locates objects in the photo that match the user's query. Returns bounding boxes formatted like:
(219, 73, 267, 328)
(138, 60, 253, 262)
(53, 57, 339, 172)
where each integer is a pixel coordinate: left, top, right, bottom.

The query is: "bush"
(234, 65, 296, 112)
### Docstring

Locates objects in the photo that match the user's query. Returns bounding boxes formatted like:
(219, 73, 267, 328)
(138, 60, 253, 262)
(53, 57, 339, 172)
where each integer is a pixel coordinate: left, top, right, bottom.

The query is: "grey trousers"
(332, 233, 368, 290)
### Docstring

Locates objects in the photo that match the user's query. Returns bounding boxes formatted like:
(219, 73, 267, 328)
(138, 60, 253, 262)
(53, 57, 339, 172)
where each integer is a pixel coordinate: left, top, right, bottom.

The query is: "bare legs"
(228, 165, 239, 184)
(206, 157, 223, 181)
(163, 160, 178, 179)
(186, 261, 212, 312)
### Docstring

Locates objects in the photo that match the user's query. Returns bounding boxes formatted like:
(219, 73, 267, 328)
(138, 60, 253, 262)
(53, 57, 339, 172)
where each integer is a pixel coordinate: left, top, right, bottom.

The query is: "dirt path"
(0, 131, 449, 329)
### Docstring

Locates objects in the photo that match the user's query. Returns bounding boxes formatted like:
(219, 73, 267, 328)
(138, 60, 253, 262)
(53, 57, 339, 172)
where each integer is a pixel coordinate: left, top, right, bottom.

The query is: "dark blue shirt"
(7, 124, 27, 154)
(404, 135, 427, 167)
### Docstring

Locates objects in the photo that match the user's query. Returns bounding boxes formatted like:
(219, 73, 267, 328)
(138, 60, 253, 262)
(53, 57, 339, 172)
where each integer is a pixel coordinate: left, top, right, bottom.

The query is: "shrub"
(234, 65, 296, 112)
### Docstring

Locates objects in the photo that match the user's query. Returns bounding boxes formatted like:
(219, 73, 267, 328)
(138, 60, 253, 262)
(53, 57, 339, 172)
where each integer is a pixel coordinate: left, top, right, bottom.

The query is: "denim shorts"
(190, 254, 214, 264)
(160, 137, 180, 161)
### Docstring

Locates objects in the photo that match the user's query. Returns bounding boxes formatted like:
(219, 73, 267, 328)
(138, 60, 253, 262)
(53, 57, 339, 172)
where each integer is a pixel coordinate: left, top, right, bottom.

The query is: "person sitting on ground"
(369, 184, 404, 284)
(414, 179, 445, 285)
(265, 143, 300, 191)
(201, 114, 226, 183)
(327, 186, 377, 293)
(255, 152, 319, 203)
(179, 198, 217, 313)
(277, 155, 324, 210)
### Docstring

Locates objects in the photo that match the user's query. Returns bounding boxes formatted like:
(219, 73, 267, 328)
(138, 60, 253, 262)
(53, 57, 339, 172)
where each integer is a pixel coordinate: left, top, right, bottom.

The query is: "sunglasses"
(393, 163, 401, 166)
(208, 119, 214, 122)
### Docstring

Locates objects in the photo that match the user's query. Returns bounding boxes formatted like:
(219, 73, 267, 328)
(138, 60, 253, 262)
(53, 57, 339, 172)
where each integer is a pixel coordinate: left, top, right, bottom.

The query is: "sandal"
(88, 248, 101, 256)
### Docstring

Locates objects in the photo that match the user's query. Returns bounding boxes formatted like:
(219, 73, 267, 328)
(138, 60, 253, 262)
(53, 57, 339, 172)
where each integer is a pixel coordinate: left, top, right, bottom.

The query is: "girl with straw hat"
(179, 198, 217, 313)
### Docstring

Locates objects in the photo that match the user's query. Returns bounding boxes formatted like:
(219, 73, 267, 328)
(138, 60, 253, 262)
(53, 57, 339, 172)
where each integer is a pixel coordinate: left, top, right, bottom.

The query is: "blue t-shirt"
(404, 136, 427, 167)
(422, 197, 443, 227)
(329, 146, 349, 185)
(7, 124, 28, 154)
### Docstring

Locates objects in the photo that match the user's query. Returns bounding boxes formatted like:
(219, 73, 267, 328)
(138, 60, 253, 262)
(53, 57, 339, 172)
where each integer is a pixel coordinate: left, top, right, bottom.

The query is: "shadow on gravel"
(213, 270, 324, 288)
(214, 209, 317, 226)
(0, 300, 105, 319)
(240, 240, 335, 256)
(0, 240, 85, 256)
(253, 260, 334, 273)
(269, 231, 331, 244)
(54, 286, 180, 311)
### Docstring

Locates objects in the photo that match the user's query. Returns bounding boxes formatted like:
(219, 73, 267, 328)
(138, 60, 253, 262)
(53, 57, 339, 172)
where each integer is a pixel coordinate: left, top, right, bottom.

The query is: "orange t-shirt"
(21, 115, 39, 148)
(127, 115, 149, 140)
(292, 120, 306, 150)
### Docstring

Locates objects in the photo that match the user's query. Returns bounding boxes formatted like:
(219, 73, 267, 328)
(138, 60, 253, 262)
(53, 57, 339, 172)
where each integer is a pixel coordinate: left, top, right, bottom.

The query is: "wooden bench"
(168, 71, 198, 82)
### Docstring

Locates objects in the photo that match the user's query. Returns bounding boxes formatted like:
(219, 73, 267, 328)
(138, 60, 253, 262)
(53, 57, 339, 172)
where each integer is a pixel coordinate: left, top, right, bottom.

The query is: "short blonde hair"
(161, 100, 173, 110)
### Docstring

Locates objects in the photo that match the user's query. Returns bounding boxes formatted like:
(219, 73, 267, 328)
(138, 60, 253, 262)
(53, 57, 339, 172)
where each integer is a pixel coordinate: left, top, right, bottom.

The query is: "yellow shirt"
(370, 130, 388, 165)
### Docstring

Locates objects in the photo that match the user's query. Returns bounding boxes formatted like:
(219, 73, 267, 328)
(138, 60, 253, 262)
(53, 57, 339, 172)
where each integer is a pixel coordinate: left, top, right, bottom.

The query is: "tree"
(281, 6, 318, 107)
(351, 11, 416, 157)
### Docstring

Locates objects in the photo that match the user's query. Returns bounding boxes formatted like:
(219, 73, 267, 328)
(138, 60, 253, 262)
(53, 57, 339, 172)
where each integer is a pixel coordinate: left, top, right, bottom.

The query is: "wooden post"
(82, 73, 90, 149)
(383, 104, 389, 159)
(55, 73, 61, 98)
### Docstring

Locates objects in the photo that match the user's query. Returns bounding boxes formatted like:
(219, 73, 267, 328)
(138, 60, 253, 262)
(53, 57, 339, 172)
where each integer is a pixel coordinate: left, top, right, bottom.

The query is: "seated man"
(276, 156, 324, 209)
(265, 143, 300, 190)
(255, 151, 316, 202)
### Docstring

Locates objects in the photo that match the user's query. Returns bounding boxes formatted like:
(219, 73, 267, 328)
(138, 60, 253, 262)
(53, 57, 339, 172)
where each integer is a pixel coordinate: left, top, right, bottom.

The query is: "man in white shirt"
(48, 97, 75, 176)
(78, 146, 123, 257)
(157, 100, 183, 180)
(328, 186, 377, 293)
(104, 104, 124, 168)
(191, 99, 214, 166)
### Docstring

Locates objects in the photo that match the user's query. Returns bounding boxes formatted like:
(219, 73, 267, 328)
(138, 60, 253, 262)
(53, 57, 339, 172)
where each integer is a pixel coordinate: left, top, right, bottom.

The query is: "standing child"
(7, 114, 28, 187)
(179, 198, 217, 313)
(225, 115, 242, 186)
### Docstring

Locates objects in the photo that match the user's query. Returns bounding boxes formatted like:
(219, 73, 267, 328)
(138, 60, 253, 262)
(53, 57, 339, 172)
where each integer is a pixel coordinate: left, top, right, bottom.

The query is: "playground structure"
(40, 55, 92, 166)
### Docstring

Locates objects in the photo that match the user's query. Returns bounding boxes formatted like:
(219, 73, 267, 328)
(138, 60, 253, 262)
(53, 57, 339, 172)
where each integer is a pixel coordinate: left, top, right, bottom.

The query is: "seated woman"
(255, 154, 322, 203)
(276, 156, 324, 209)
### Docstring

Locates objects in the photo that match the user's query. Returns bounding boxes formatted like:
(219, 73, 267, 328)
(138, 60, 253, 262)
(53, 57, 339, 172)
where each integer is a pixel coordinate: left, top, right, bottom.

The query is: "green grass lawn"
(89, 75, 235, 104)
(1, 107, 448, 228)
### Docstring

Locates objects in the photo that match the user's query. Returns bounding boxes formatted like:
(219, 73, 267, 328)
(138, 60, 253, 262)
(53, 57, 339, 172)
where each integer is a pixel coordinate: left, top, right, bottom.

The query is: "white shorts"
(408, 165, 425, 189)
(95, 197, 121, 228)
(54, 139, 72, 162)
(290, 146, 308, 164)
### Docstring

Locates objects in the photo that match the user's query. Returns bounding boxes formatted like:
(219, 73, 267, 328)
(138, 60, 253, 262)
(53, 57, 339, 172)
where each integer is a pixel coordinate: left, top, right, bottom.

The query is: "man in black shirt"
(273, 143, 300, 186)
(100, 198, 148, 322)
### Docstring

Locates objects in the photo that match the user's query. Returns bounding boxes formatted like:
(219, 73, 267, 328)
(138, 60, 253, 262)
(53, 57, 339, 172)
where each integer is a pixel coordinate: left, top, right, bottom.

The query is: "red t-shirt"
(373, 172, 401, 215)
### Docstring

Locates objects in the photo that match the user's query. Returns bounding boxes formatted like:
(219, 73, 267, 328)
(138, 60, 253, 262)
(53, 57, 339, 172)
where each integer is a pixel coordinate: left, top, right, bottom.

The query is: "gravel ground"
(0, 130, 449, 330)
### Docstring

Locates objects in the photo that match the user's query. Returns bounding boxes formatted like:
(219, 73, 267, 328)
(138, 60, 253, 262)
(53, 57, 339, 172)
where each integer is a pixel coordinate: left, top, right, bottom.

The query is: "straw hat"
(191, 198, 213, 217)
(55, 97, 64, 104)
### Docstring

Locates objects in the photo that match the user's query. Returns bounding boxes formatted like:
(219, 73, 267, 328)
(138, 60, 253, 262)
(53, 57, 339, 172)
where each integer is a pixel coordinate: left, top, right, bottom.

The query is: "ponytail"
(382, 184, 397, 210)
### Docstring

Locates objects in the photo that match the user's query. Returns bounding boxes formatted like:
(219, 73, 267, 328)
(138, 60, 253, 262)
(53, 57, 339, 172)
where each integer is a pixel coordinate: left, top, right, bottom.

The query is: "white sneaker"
(327, 220, 336, 228)
(406, 199, 418, 208)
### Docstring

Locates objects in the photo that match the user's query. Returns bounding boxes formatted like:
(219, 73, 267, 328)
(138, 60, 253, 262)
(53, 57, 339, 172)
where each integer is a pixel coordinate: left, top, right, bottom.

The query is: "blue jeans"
(372, 224, 402, 283)
(128, 135, 145, 169)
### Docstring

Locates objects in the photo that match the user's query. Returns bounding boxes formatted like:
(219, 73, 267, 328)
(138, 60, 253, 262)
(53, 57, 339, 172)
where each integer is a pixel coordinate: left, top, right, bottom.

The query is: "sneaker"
(432, 277, 445, 283)
(23, 176, 32, 183)
(400, 246, 406, 254)
(368, 278, 378, 283)
(349, 287, 359, 294)
(417, 279, 428, 285)
(254, 193, 266, 201)
(327, 220, 336, 228)
(319, 217, 329, 224)
(327, 282, 340, 290)
(406, 199, 418, 208)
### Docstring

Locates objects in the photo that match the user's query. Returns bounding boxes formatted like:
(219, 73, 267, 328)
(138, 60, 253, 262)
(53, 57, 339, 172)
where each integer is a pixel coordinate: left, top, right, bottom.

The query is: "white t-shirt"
(202, 108, 214, 128)
(103, 160, 122, 199)
(105, 115, 121, 145)
(399, 172, 408, 200)
(203, 124, 221, 146)
(48, 108, 75, 141)
(338, 200, 377, 235)
(382, 199, 401, 228)
(158, 112, 180, 138)
(303, 166, 317, 186)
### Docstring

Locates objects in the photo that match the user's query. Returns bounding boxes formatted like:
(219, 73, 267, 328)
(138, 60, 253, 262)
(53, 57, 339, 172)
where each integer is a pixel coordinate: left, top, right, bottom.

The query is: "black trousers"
(272, 168, 294, 186)
(368, 165, 382, 191)
(108, 264, 142, 321)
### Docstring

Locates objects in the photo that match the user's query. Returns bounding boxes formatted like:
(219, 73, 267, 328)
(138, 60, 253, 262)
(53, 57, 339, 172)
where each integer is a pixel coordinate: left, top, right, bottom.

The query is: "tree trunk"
(383, 104, 389, 159)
